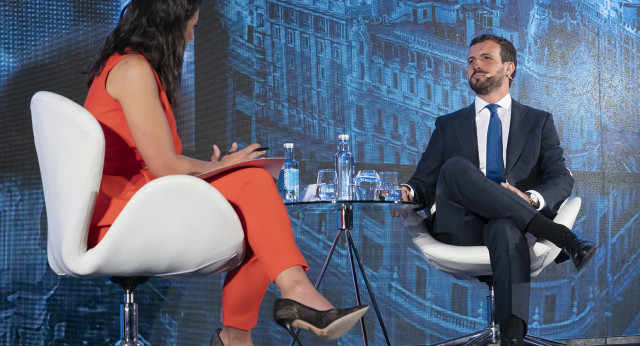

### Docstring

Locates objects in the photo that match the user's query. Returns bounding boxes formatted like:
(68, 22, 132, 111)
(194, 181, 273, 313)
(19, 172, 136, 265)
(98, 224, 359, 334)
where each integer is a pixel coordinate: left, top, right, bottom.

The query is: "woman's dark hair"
(87, 0, 202, 106)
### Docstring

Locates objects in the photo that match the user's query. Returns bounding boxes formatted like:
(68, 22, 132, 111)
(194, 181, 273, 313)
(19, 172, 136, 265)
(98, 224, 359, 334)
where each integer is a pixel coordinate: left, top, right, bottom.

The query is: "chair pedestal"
(433, 283, 566, 346)
(111, 277, 149, 346)
(434, 283, 500, 346)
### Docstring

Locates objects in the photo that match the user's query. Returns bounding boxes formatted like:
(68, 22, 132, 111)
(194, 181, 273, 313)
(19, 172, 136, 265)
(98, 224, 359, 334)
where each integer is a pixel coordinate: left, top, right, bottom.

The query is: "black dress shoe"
(273, 298, 369, 341)
(564, 238, 597, 271)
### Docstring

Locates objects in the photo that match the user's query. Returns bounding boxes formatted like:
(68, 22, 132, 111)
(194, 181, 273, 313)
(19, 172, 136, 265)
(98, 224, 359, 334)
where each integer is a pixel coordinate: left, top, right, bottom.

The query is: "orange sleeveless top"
(84, 52, 182, 248)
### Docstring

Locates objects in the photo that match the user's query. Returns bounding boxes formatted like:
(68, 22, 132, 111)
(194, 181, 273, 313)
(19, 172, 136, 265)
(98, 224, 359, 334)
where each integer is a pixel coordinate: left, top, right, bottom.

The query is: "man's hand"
(391, 185, 414, 218)
(401, 185, 414, 202)
(500, 182, 530, 203)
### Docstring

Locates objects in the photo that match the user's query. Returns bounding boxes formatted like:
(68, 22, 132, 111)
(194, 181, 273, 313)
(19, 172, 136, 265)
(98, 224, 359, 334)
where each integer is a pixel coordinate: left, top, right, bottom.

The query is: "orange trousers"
(207, 167, 308, 330)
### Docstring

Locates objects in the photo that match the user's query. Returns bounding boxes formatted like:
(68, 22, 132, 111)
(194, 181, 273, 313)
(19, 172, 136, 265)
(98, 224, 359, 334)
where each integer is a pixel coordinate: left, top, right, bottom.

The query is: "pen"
(219, 147, 269, 159)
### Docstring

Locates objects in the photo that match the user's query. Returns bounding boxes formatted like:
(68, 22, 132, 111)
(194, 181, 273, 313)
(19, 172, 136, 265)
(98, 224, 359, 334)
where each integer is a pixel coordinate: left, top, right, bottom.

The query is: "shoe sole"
(292, 306, 369, 340)
(576, 245, 598, 271)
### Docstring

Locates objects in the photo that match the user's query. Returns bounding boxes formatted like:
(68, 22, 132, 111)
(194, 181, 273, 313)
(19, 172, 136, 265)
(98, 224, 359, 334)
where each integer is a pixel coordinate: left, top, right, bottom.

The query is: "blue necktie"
(486, 104, 504, 183)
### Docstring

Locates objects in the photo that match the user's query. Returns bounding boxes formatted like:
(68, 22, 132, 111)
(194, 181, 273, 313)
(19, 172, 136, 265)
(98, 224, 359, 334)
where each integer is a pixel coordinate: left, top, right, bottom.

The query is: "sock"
(525, 214, 575, 248)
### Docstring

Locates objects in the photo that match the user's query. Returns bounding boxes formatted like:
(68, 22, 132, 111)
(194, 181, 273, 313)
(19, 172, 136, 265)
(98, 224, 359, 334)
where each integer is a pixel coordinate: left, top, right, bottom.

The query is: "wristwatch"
(527, 192, 540, 209)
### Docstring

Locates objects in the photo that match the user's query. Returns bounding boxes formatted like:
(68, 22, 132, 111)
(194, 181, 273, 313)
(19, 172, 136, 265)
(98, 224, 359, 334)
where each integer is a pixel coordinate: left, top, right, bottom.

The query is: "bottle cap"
(338, 134, 349, 141)
(284, 143, 294, 148)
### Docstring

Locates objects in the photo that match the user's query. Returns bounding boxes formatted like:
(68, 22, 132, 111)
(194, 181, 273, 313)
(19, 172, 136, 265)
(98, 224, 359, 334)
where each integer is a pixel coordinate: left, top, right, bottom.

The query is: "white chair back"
(31, 91, 105, 276)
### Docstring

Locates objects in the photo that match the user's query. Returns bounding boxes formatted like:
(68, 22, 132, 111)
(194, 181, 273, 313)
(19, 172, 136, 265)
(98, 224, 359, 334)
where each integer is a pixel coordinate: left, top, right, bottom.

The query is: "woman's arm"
(106, 55, 264, 177)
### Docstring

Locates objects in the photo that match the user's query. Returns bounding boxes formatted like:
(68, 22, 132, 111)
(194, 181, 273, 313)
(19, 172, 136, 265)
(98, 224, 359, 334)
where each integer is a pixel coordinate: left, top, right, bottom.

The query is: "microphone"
(483, 73, 513, 80)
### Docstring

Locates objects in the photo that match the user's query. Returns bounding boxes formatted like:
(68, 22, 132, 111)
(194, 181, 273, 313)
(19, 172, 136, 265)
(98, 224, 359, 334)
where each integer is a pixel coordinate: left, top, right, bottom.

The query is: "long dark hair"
(87, 0, 202, 106)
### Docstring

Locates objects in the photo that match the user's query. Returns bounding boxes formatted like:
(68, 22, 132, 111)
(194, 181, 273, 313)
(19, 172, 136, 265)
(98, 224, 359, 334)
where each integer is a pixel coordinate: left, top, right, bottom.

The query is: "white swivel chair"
(406, 197, 581, 345)
(31, 91, 245, 346)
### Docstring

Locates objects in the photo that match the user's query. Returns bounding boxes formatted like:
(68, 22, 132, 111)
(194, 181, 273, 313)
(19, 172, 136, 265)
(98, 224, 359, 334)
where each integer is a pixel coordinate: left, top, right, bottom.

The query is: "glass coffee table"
(285, 200, 417, 345)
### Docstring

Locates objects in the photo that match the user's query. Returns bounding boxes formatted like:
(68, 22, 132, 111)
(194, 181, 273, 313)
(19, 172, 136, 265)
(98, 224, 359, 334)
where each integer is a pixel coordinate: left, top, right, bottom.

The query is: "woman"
(84, 1, 367, 345)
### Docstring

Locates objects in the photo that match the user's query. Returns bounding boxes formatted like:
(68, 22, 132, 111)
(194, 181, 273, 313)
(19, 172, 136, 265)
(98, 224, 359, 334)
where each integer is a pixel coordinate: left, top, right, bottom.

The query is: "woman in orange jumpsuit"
(84, 1, 367, 345)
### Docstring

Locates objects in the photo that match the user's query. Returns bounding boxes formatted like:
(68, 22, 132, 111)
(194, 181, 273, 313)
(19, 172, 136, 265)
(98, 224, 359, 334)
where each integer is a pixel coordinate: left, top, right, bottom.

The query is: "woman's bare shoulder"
(107, 55, 157, 99)
(111, 55, 154, 80)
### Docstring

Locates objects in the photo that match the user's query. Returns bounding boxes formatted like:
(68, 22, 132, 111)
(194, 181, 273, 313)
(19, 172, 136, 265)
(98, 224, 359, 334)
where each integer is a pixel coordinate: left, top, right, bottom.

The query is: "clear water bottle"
(278, 143, 299, 202)
(334, 134, 355, 200)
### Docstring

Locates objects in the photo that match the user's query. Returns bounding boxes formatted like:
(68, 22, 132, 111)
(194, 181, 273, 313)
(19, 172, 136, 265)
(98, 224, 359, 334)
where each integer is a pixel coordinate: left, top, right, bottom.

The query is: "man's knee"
(441, 156, 475, 174)
(438, 156, 476, 186)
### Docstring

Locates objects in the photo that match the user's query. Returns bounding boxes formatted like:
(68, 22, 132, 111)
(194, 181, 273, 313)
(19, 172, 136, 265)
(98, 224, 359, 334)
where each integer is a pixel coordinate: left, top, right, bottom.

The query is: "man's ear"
(505, 61, 515, 77)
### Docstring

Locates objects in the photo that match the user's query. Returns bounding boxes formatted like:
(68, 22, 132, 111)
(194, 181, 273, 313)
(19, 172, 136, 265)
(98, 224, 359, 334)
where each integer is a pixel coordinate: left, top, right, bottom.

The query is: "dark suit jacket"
(408, 99, 574, 216)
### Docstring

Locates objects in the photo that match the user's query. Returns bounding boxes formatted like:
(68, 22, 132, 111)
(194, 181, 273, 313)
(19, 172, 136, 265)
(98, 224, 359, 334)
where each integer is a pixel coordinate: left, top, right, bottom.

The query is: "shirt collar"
(474, 94, 512, 114)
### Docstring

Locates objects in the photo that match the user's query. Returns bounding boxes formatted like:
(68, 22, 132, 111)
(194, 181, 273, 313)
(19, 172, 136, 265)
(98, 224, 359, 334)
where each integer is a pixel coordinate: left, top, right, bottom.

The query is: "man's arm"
(528, 113, 574, 212)
(406, 118, 446, 211)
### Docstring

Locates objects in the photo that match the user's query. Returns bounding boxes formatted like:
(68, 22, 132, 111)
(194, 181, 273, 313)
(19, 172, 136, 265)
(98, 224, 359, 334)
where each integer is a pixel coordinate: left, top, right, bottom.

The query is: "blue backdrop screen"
(1, 0, 639, 345)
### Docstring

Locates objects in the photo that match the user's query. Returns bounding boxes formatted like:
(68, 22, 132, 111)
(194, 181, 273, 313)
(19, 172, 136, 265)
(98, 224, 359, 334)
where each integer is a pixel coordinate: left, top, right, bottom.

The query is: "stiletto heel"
(273, 298, 369, 340)
(209, 328, 224, 346)
(277, 318, 304, 345)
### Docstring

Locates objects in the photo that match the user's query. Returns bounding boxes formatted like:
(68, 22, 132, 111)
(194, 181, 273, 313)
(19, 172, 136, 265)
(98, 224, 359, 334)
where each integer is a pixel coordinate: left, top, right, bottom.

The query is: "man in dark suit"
(401, 34, 597, 345)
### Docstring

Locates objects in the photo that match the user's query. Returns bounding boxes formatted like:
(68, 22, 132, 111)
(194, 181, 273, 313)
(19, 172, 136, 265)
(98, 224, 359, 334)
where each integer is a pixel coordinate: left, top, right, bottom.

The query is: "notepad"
(195, 158, 285, 181)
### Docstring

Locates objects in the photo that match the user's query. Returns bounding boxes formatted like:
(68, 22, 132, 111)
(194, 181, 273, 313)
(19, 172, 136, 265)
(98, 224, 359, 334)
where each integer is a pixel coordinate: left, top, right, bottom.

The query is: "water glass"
(378, 171, 402, 201)
(355, 170, 380, 200)
(316, 169, 336, 201)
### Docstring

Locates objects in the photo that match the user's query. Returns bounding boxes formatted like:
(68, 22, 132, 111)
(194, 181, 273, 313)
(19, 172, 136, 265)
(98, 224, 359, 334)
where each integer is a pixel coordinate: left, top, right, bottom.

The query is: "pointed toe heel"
(273, 298, 369, 341)
(275, 317, 304, 345)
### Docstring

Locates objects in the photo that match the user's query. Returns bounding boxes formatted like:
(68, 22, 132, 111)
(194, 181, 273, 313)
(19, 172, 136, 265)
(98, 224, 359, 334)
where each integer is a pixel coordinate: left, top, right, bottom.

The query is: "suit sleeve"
(533, 113, 574, 212)
(407, 117, 445, 211)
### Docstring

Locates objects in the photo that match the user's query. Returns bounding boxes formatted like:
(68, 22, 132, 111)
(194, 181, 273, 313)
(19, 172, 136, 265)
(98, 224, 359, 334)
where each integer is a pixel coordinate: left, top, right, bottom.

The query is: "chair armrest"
(69, 175, 244, 277)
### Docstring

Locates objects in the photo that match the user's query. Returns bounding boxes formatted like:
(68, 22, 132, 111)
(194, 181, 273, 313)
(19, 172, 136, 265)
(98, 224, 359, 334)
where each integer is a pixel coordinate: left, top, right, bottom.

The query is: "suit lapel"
(505, 100, 533, 174)
(454, 104, 480, 167)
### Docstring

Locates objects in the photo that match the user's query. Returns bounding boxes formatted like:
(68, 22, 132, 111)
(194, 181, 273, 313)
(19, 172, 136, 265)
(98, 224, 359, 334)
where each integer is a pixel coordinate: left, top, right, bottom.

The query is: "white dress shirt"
(474, 94, 545, 210)
(474, 94, 511, 176)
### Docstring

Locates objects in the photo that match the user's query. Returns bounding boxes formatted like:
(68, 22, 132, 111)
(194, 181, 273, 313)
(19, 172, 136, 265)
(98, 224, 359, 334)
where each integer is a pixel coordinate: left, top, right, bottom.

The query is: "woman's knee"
(230, 167, 274, 186)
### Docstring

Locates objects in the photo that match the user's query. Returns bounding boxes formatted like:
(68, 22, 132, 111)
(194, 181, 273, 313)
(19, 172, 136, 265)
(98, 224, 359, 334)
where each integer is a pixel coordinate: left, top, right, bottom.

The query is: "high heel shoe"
(209, 328, 224, 346)
(273, 298, 369, 341)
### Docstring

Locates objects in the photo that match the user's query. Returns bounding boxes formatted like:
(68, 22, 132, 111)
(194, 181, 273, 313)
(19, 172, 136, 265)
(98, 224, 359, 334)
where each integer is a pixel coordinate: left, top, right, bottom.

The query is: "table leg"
(313, 229, 343, 289)
(348, 233, 368, 345)
(289, 203, 392, 345)
(346, 230, 392, 346)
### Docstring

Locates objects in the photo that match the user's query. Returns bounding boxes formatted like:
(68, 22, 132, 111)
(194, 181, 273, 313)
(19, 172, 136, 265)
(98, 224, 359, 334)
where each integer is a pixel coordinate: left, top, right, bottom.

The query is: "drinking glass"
(378, 171, 402, 201)
(355, 170, 380, 200)
(316, 169, 336, 201)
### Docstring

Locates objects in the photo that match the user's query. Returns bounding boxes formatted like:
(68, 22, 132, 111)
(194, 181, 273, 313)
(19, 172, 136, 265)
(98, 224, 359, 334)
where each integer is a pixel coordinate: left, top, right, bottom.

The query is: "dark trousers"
(430, 157, 539, 325)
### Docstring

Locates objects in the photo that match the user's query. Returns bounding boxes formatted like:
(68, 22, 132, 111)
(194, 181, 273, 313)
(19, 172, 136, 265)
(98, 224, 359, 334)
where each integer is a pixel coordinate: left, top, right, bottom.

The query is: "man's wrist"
(526, 192, 540, 209)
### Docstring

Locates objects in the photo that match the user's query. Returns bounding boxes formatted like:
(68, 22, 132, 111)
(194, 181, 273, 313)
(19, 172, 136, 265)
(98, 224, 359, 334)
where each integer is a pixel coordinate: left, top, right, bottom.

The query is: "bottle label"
(282, 168, 299, 202)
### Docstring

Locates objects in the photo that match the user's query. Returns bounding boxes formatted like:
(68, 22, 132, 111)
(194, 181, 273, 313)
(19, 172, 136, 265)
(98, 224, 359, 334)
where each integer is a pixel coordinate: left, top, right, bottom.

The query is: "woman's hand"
(210, 142, 266, 166)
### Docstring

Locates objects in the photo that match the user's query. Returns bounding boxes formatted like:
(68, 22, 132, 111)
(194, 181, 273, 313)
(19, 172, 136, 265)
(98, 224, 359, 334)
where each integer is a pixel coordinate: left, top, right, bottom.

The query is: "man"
(401, 34, 596, 345)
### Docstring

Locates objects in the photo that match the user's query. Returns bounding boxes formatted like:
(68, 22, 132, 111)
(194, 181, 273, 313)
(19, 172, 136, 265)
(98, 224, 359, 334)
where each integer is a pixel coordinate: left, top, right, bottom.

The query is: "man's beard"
(469, 67, 506, 95)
